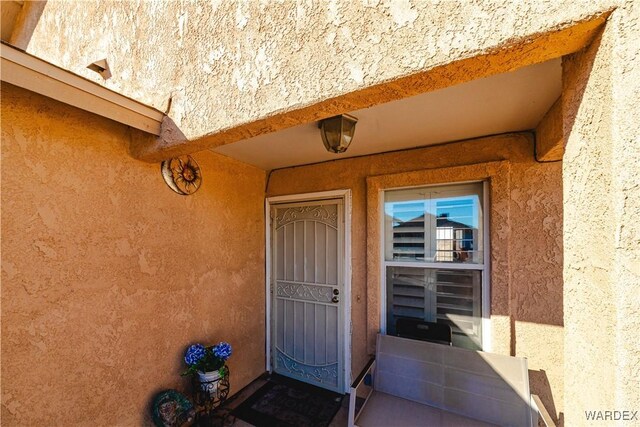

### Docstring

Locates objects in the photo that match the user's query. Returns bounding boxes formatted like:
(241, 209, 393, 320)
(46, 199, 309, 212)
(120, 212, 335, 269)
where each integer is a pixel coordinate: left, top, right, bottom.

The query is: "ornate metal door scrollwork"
(275, 205, 338, 228)
(271, 200, 344, 392)
(276, 351, 339, 387)
(276, 282, 334, 303)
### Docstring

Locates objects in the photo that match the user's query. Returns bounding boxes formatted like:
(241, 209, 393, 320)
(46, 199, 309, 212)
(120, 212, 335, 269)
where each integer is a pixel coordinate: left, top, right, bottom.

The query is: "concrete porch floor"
(354, 392, 495, 427)
(215, 374, 495, 427)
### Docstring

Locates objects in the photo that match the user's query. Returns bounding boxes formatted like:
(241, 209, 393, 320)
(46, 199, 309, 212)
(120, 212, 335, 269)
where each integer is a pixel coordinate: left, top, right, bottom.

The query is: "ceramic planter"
(197, 370, 221, 394)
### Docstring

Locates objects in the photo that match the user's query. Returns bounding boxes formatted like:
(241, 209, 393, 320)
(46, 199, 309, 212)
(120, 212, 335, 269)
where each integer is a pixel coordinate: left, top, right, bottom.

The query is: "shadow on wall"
(5, 1, 48, 49)
(529, 369, 562, 425)
(562, 27, 603, 149)
(129, 115, 189, 162)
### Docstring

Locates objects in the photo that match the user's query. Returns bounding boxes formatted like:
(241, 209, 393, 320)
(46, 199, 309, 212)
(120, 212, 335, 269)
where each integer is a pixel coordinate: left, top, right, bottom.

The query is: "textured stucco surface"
(0, 83, 267, 425)
(563, 3, 640, 425)
(267, 133, 565, 420)
(23, 0, 614, 160)
(536, 96, 564, 161)
(2, 0, 637, 424)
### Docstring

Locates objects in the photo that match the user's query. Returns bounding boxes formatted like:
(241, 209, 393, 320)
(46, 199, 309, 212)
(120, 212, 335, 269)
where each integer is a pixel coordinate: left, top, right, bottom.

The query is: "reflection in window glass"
(384, 183, 483, 264)
(383, 182, 486, 350)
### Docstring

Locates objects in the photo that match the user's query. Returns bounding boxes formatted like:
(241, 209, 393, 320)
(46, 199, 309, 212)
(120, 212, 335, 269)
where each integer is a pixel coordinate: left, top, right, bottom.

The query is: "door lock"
(333, 289, 340, 295)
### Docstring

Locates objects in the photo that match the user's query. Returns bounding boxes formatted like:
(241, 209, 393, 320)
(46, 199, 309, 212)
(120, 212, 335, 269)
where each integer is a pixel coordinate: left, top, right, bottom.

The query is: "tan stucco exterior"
(535, 96, 563, 161)
(1, 1, 638, 426)
(562, 2, 640, 423)
(267, 133, 565, 419)
(24, 0, 613, 161)
(1, 83, 266, 425)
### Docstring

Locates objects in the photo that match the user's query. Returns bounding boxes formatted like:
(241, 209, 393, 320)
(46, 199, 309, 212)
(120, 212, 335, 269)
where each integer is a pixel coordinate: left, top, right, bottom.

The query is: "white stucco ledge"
(23, 1, 623, 162)
(127, 12, 609, 162)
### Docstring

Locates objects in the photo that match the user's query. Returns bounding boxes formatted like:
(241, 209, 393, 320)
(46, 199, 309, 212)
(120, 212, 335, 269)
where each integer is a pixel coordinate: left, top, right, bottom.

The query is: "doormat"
(231, 376, 343, 427)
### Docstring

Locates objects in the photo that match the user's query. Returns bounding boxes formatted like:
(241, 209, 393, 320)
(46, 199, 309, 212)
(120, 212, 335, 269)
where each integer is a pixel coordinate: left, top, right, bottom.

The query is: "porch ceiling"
(214, 58, 561, 170)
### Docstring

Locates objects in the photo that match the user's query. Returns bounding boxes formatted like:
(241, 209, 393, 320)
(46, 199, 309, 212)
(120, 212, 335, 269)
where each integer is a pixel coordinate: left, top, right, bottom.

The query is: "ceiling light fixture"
(319, 114, 358, 153)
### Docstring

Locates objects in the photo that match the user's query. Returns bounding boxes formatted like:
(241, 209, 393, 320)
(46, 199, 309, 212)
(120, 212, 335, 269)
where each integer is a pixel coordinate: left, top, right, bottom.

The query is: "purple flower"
(185, 344, 206, 366)
(213, 342, 232, 360)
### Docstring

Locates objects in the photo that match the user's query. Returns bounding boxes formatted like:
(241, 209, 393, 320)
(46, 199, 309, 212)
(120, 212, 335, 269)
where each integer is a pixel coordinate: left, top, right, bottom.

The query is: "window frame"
(379, 180, 491, 351)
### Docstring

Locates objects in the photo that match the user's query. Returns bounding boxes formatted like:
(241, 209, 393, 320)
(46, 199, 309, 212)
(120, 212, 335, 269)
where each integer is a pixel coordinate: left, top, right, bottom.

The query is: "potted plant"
(182, 342, 232, 393)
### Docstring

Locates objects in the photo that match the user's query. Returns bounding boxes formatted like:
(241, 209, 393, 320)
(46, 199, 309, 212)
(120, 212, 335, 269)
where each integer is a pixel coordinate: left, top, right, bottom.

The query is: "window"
(383, 182, 487, 350)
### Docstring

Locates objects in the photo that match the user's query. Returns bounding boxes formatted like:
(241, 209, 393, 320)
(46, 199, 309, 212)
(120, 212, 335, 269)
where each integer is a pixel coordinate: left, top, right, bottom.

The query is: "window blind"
(386, 267, 482, 349)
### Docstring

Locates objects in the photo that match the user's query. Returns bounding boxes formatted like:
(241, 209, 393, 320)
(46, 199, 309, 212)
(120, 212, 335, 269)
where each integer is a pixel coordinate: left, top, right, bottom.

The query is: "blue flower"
(212, 342, 232, 360)
(184, 344, 206, 366)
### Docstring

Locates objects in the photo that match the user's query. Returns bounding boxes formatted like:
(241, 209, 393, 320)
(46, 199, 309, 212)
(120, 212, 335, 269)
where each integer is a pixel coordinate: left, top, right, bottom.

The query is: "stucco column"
(563, 4, 639, 425)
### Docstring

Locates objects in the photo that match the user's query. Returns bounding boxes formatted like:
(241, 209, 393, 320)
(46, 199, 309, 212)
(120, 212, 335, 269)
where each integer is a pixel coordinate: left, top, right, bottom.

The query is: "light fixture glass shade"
(320, 114, 358, 153)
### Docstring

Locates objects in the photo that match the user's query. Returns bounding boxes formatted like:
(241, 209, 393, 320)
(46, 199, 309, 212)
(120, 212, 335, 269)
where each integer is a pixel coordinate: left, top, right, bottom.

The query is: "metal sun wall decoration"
(161, 155, 202, 195)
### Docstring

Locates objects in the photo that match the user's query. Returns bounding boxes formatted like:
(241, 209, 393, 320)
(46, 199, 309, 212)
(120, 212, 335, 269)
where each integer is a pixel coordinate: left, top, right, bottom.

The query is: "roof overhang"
(128, 14, 608, 164)
(1, 42, 164, 136)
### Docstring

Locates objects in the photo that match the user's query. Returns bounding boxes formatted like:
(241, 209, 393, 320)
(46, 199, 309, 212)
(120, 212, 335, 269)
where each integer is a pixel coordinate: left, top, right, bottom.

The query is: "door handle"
(332, 296, 339, 303)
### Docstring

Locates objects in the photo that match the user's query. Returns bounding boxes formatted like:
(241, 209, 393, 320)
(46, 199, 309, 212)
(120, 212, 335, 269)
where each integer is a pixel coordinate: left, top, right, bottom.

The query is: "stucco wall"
(267, 133, 565, 420)
(563, 3, 640, 424)
(3, 1, 637, 423)
(23, 0, 615, 160)
(0, 83, 266, 425)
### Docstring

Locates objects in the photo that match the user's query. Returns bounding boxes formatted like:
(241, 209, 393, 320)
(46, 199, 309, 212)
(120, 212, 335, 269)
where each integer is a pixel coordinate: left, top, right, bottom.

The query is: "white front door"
(270, 199, 344, 393)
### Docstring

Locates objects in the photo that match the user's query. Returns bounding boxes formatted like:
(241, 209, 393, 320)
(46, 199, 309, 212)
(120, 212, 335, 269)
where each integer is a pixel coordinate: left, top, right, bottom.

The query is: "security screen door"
(271, 199, 344, 393)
